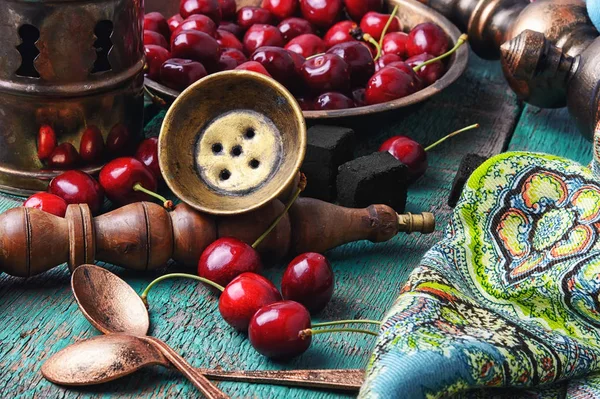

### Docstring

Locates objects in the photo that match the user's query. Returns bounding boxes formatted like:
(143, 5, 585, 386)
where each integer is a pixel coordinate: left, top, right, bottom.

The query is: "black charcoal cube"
(448, 153, 488, 208)
(301, 125, 356, 201)
(337, 152, 408, 212)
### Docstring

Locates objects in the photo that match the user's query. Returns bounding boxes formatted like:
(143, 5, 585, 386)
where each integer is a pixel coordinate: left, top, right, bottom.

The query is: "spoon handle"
(198, 368, 364, 391)
(143, 337, 230, 399)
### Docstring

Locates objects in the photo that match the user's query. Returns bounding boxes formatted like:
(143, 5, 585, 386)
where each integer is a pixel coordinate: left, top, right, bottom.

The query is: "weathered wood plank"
(507, 106, 592, 164)
(0, 53, 522, 398)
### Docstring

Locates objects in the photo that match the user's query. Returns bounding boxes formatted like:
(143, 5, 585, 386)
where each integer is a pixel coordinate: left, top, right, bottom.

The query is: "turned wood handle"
(0, 199, 434, 277)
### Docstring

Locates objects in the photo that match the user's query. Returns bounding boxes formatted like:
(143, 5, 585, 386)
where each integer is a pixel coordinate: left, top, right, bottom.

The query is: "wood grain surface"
(0, 52, 592, 398)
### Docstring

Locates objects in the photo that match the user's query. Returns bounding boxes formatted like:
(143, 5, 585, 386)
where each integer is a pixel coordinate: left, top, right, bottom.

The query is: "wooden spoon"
(67, 265, 228, 399)
(41, 334, 364, 391)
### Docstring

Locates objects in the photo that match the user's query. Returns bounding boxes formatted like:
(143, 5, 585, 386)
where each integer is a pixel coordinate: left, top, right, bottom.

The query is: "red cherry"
(278, 18, 314, 42)
(375, 53, 403, 71)
(218, 0, 237, 20)
(144, 45, 171, 81)
(343, 0, 383, 22)
(37, 124, 57, 161)
(222, 48, 247, 64)
(47, 143, 81, 169)
(299, 0, 342, 28)
(171, 30, 221, 70)
(216, 29, 244, 51)
(219, 272, 282, 331)
(218, 54, 239, 70)
(281, 253, 334, 313)
(235, 61, 272, 77)
(24, 193, 68, 218)
(382, 32, 408, 58)
(198, 237, 263, 287)
(251, 46, 295, 84)
(314, 92, 354, 110)
(285, 50, 306, 95)
(301, 53, 350, 94)
(360, 11, 400, 41)
(244, 24, 284, 55)
(173, 14, 218, 37)
(262, 0, 298, 20)
(296, 96, 314, 110)
(386, 60, 424, 90)
(144, 12, 171, 40)
(219, 21, 245, 38)
(48, 170, 105, 215)
(180, 0, 222, 23)
(134, 137, 161, 181)
(406, 22, 448, 57)
(285, 34, 326, 58)
(248, 300, 312, 359)
(365, 66, 418, 105)
(79, 125, 105, 164)
(160, 58, 208, 91)
(352, 87, 366, 106)
(144, 30, 169, 49)
(323, 21, 357, 48)
(405, 53, 444, 86)
(237, 6, 274, 30)
(99, 157, 159, 206)
(326, 41, 374, 87)
(379, 135, 428, 179)
(168, 14, 184, 33)
(106, 124, 132, 156)
(287, 49, 306, 73)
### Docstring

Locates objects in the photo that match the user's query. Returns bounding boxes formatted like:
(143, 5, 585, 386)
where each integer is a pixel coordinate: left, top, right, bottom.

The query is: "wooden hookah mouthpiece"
(0, 199, 435, 278)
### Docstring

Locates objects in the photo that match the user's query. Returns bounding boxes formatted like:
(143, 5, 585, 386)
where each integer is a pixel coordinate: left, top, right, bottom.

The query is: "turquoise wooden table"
(0, 52, 592, 398)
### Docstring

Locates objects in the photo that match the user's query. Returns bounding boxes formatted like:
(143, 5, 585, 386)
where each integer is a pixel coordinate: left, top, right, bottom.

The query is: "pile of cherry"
(144, 0, 460, 110)
(140, 234, 380, 360)
(36, 123, 132, 169)
(25, 134, 167, 217)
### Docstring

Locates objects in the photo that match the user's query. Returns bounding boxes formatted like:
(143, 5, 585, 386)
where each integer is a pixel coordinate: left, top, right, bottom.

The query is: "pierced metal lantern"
(0, 0, 145, 196)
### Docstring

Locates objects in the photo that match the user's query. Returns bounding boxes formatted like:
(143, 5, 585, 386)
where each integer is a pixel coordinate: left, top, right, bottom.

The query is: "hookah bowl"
(159, 70, 307, 215)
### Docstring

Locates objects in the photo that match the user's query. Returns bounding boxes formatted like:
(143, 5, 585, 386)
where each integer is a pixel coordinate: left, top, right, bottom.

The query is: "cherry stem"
(306, 52, 326, 60)
(252, 173, 307, 249)
(143, 85, 167, 107)
(140, 273, 225, 307)
(412, 33, 468, 73)
(133, 183, 174, 210)
(378, 5, 399, 50)
(299, 327, 379, 340)
(424, 123, 480, 152)
(363, 33, 382, 60)
(311, 320, 381, 328)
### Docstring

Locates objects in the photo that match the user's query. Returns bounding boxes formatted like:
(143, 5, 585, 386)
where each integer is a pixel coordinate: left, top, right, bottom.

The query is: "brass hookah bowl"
(0, 71, 435, 278)
(417, 0, 600, 140)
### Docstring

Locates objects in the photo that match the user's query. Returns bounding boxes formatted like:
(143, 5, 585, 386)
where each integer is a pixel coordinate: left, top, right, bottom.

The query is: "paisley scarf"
(360, 125, 600, 398)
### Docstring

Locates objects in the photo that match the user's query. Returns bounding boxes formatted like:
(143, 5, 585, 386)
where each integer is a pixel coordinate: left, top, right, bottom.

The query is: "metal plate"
(144, 0, 469, 121)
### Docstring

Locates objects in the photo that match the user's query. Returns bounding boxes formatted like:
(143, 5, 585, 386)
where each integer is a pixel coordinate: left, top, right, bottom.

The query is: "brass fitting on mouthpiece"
(398, 212, 436, 234)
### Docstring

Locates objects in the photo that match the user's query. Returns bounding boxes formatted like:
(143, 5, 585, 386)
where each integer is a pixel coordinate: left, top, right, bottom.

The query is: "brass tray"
(144, 0, 469, 121)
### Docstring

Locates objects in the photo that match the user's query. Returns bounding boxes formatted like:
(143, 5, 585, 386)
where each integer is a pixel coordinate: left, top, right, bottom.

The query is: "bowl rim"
(145, 0, 469, 120)
(158, 70, 307, 215)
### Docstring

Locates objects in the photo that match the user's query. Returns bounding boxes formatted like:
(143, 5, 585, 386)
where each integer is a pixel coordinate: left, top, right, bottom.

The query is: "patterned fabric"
(360, 152, 600, 398)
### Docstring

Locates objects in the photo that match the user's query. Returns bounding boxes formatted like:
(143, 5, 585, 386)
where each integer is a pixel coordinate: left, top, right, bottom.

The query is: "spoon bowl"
(42, 334, 169, 386)
(71, 265, 149, 336)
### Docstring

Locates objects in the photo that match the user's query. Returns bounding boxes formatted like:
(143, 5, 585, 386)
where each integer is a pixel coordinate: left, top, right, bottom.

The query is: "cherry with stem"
(412, 33, 468, 73)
